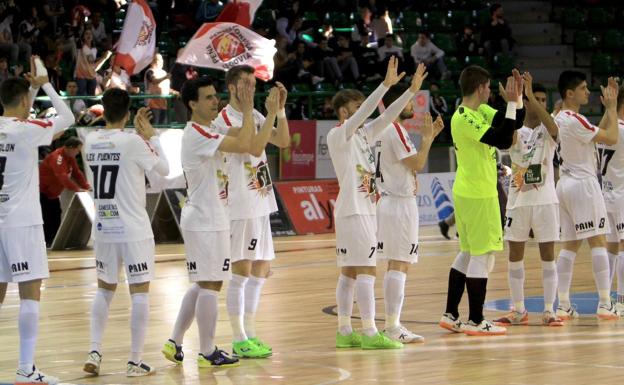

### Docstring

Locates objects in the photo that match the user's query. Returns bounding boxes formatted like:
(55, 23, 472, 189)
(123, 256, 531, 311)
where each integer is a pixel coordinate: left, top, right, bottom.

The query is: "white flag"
(176, 22, 276, 81)
(115, 0, 156, 75)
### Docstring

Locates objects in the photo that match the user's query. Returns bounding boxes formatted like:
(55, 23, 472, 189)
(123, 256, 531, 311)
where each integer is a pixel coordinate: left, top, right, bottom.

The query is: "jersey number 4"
(0, 156, 6, 190)
(90, 165, 120, 199)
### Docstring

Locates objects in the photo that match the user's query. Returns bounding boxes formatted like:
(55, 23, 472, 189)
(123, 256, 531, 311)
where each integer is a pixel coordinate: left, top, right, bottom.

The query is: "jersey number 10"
(90, 165, 120, 199)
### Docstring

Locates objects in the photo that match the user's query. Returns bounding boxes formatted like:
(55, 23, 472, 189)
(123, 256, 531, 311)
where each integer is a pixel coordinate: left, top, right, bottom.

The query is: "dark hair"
(382, 83, 409, 108)
(532, 83, 547, 94)
(557, 70, 586, 99)
(458, 65, 491, 97)
(225, 65, 255, 87)
(617, 85, 624, 111)
(181, 76, 215, 111)
(385, 33, 394, 39)
(0, 77, 30, 108)
(102, 88, 130, 123)
(419, 31, 430, 38)
(490, 3, 502, 15)
(64, 136, 83, 148)
(331, 89, 365, 113)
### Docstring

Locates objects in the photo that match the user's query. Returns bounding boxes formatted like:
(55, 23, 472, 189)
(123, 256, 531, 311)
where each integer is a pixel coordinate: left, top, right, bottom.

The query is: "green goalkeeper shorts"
(453, 193, 503, 256)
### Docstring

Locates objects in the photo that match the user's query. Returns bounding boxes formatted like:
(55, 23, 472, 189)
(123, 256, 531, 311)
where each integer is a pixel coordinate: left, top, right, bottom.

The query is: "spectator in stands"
(144, 53, 171, 125)
(196, 0, 224, 23)
(103, 54, 139, 93)
(354, 33, 380, 81)
(39, 136, 91, 247)
(429, 82, 448, 120)
(334, 34, 360, 82)
(0, 14, 31, 66)
(18, 6, 43, 54)
(371, 7, 392, 46)
(75, 29, 112, 95)
(456, 25, 481, 62)
(44, 53, 62, 91)
(276, 14, 303, 45)
(377, 34, 403, 62)
(352, 6, 375, 44)
(90, 12, 107, 48)
(170, 48, 198, 123)
(43, 0, 65, 35)
(64, 80, 86, 118)
(410, 32, 447, 80)
(0, 56, 20, 82)
(481, 3, 514, 61)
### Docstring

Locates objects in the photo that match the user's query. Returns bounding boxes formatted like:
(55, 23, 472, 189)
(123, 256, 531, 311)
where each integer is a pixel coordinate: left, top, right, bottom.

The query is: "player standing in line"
(330, 58, 427, 349)
(375, 84, 444, 343)
(82, 90, 170, 377)
(213, 66, 289, 358)
(162, 77, 261, 366)
(492, 73, 564, 327)
(554, 74, 619, 320)
(0, 57, 74, 385)
(439, 66, 525, 336)
(597, 83, 624, 314)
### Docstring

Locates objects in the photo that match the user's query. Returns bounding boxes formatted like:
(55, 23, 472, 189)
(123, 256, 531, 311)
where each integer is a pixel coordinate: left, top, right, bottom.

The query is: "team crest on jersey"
(356, 164, 378, 202)
(245, 161, 273, 197)
(91, 142, 115, 150)
(217, 169, 229, 200)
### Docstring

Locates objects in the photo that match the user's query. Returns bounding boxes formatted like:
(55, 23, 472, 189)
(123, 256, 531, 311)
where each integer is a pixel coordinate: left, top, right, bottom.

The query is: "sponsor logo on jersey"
(128, 262, 149, 274)
(11, 261, 29, 273)
(90, 142, 115, 150)
(575, 221, 594, 232)
(356, 164, 377, 203)
(245, 161, 273, 197)
(97, 222, 103, 231)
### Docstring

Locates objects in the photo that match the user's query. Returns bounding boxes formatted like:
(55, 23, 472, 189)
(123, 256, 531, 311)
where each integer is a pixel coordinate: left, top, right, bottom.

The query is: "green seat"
(303, 11, 319, 22)
(326, 12, 351, 28)
(493, 53, 516, 77)
(438, 79, 455, 90)
(400, 11, 421, 30)
(316, 82, 336, 92)
(475, 8, 491, 28)
(402, 32, 419, 49)
(602, 29, 623, 51)
(561, 9, 585, 29)
(432, 33, 456, 55)
(424, 10, 451, 32)
(591, 54, 614, 75)
(464, 55, 487, 68)
(587, 8, 611, 28)
(574, 30, 598, 51)
(445, 56, 461, 76)
(448, 10, 471, 31)
(292, 83, 311, 92)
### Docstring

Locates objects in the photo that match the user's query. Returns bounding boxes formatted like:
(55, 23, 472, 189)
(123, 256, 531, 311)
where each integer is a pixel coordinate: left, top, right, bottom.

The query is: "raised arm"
(593, 77, 619, 145)
(523, 71, 558, 139)
(402, 114, 444, 171)
(268, 81, 291, 148)
(249, 87, 279, 156)
(480, 72, 523, 149)
(135, 108, 169, 176)
(219, 78, 256, 154)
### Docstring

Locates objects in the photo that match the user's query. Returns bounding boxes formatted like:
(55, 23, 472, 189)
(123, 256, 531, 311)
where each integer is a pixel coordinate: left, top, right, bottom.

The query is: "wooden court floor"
(2, 226, 624, 385)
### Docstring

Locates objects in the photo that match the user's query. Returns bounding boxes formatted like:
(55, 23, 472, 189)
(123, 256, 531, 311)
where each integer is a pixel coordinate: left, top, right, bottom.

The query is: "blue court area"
(485, 291, 618, 314)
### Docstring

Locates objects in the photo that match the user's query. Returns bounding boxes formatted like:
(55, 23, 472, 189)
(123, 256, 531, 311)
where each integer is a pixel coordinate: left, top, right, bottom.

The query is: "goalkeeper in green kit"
(439, 66, 525, 335)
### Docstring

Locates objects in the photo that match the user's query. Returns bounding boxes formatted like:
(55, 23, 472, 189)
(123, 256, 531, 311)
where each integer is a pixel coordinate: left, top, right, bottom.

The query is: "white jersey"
(212, 105, 278, 220)
(598, 119, 624, 212)
(555, 109, 599, 180)
(507, 124, 558, 209)
(180, 121, 228, 231)
(328, 121, 378, 217)
(376, 122, 418, 197)
(0, 117, 62, 227)
(85, 129, 162, 242)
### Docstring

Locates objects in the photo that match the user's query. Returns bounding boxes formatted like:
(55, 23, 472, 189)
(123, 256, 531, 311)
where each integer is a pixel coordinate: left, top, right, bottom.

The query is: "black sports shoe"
(198, 347, 240, 368)
(439, 220, 451, 240)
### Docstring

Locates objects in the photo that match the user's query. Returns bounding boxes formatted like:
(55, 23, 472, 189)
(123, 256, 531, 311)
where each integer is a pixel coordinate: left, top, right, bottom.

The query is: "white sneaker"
(439, 313, 464, 333)
(555, 305, 579, 320)
(384, 325, 425, 344)
(83, 350, 102, 375)
(597, 302, 619, 320)
(615, 302, 624, 316)
(127, 361, 155, 377)
(16, 366, 59, 385)
(462, 319, 507, 336)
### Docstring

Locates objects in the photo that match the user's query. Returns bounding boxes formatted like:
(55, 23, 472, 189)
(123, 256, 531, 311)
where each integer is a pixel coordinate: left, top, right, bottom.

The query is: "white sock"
(542, 261, 557, 313)
(618, 252, 624, 301)
(226, 274, 248, 342)
(130, 293, 149, 363)
(356, 274, 377, 337)
(170, 284, 199, 345)
(557, 249, 576, 308)
(508, 260, 525, 312)
(196, 289, 218, 355)
(89, 288, 114, 353)
(336, 274, 356, 335)
(244, 276, 266, 338)
(608, 252, 618, 288)
(19, 300, 39, 373)
(591, 247, 611, 305)
(383, 270, 406, 330)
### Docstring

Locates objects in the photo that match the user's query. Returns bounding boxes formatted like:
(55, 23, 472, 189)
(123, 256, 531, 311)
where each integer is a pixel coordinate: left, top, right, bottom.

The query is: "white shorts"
(606, 209, 624, 243)
(335, 214, 377, 267)
(230, 216, 275, 262)
(0, 225, 48, 283)
(376, 195, 419, 263)
(94, 238, 155, 284)
(557, 176, 609, 241)
(182, 229, 232, 282)
(503, 204, 560, 242)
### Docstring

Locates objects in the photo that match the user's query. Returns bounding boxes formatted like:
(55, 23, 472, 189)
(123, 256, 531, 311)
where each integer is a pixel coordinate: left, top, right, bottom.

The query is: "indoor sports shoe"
(384, 325, 425, 343)
(83, 350, 102, 375)
(597, 302, 619, 320)
(16, 366, 59, 385)
(336, 331, 362, 348)
(439, 313, 464, 333)
(542, 311, 564, 326)
(232, 339, 272, 358)
(249, 337, 272, 351)
(162, 339, 184, 364)
(126, 361, 155, 377)
(198, 347, 240, 368)
(493, 310, 529, 326)
(361, 332, 403, 349)
(462, 320, 506, 336)
(615, 302, 624, 316)
(555, 305, 579, 320)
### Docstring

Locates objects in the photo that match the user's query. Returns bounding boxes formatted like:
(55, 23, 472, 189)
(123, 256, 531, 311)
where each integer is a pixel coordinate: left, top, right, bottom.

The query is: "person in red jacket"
(39, 136, 91, 246)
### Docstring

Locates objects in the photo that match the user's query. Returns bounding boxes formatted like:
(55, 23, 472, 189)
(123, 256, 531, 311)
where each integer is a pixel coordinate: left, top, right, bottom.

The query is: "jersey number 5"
(90, 165, 120, 199)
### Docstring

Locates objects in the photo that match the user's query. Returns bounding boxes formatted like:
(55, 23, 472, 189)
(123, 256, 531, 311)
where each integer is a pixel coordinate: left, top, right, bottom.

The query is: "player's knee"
(18, 279, 42, 300)
(97, 279, 117, 292)
(251, 260, 271, 278)
(197, 281, 223, 291)
(232, 260, 252, 276)
(129, 281, 150, 294)
(387, 259, 409, 273)
(466, 255, 490, 278)
(451, 251, 470, 274)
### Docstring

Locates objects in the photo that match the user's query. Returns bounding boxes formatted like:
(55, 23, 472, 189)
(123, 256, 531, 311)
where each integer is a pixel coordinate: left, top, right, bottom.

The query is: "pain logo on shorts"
(356, 164, 378, 202)
(217, 169, 229, 201)
(245, 161, 273, 197)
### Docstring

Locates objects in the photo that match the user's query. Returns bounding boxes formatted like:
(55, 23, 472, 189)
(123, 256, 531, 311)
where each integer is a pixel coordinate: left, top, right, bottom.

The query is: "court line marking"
(487, 357, 624, 370)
